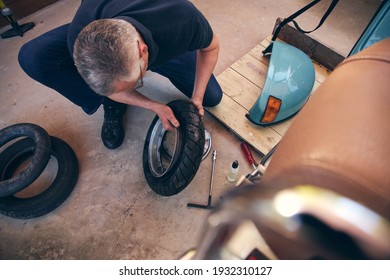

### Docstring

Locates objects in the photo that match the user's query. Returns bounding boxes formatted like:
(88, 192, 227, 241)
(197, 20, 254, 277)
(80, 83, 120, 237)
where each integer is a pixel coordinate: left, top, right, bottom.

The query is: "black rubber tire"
(0, 136, 79, 219)
(0, 123, 51, 197)
(143, 100, 205, 196)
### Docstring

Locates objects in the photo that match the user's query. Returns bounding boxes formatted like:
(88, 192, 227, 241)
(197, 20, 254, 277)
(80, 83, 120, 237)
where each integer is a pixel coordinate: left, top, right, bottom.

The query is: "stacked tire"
(0, 123, 78, 219)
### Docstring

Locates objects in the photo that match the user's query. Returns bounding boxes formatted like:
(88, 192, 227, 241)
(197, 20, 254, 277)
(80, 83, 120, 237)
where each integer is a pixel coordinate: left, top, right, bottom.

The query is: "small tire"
(143, 100, 205, 196)
(0, 136, 78, 219)
(0, 123, 51, 197)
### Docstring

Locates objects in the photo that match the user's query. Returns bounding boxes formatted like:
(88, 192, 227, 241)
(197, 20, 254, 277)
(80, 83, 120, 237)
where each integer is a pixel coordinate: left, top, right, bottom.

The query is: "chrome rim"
(148, 119, 179, 177)
(202, 129, 212, 160)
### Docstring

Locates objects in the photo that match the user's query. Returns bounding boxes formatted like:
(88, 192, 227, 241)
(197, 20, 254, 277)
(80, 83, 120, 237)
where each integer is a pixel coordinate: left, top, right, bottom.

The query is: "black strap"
(271, 0, 339, 41)
(292, 0, 339, 34)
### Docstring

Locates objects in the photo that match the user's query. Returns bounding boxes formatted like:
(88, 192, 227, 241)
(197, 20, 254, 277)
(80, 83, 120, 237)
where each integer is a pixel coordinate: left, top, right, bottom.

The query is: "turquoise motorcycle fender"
(349, 0, 390, 56)
(246, 41, 315, 126)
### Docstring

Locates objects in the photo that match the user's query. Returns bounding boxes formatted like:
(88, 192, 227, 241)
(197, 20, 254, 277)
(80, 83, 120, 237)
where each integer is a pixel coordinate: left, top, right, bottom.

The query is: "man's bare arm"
(108, 90, 179, 131)
(191, 33, 220, 117)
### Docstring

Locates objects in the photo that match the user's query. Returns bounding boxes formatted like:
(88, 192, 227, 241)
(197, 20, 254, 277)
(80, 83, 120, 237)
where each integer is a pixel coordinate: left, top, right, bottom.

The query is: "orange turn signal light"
(261, 96, 282, 123)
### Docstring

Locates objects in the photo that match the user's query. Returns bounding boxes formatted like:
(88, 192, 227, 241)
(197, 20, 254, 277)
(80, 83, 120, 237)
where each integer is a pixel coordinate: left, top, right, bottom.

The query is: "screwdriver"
(240, 142, 257, 170)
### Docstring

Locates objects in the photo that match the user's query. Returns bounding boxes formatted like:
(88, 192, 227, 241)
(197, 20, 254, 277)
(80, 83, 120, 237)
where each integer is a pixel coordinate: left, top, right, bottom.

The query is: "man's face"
(107, 60, 147, 103)
(107, 40, 149, 100)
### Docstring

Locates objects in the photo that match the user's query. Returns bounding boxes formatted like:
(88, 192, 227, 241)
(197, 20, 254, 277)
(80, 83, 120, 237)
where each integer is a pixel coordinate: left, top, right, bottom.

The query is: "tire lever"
(187, 150, 217, 210)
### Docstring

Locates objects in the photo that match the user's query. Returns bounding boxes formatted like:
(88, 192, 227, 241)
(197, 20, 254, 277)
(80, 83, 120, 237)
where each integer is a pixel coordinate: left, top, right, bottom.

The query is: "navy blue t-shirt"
(67, 0, 214, 69)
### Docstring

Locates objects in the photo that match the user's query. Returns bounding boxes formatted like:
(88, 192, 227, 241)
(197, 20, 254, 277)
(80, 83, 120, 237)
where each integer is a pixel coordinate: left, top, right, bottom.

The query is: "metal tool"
(240, 142, 257, 170)
(235, 144, 278, 187)
(188, 150, 217, 210)
(1, 5, 35, 39)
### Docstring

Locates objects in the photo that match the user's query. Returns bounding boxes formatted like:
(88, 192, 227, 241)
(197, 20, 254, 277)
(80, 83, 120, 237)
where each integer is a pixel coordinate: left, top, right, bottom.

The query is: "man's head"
(74, 19, 145, 96)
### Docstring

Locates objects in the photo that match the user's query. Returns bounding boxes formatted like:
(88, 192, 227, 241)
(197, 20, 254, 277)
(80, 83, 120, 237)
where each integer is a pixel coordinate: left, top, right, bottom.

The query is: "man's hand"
(155, 103, 180, 131)
(191, 97, 204, 117)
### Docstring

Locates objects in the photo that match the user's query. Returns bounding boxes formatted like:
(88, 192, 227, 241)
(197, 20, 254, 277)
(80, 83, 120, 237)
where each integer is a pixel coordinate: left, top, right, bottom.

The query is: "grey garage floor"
(0, 0, 381, 259)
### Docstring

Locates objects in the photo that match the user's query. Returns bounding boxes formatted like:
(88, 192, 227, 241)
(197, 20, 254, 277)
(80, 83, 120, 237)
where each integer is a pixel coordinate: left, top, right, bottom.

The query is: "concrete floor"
(0, 0, 381, 259)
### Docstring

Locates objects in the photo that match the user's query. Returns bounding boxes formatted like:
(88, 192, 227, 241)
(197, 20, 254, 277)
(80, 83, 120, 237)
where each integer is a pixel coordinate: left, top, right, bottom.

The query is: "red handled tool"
(240, 142, 257, 170)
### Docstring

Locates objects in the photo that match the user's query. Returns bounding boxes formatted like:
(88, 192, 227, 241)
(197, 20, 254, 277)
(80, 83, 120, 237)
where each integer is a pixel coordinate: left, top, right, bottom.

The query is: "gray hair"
(74, 19, 140, 96)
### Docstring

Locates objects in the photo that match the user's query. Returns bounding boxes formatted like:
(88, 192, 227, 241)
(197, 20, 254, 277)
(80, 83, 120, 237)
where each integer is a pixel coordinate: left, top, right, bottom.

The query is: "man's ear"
(139, 42, 148, 57)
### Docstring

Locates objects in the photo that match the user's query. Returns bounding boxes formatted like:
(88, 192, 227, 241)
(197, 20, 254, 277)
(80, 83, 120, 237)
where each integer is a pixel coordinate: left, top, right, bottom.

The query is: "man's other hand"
(156, 104, 180, 131)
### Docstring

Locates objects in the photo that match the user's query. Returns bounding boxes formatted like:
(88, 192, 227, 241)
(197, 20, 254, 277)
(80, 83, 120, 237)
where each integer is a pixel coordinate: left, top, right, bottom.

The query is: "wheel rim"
(203, 129, 212, 160)
(147, 119, 180, 177)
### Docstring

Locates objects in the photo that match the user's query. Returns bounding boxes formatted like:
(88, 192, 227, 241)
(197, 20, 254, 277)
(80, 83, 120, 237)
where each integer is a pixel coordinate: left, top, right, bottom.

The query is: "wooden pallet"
(206, 36, 331, 156)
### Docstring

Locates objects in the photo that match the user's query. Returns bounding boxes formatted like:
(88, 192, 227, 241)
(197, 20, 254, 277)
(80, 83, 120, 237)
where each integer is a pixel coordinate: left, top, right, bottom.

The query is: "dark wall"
(1, 0, 60, 28)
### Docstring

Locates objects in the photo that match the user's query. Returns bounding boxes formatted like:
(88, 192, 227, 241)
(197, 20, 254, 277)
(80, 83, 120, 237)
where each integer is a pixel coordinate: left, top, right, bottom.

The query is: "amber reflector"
(261, 96, 282, 123)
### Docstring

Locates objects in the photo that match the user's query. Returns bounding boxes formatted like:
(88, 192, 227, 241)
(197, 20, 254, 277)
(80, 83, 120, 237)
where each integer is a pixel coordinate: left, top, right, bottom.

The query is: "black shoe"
(101, 103, 127, 149)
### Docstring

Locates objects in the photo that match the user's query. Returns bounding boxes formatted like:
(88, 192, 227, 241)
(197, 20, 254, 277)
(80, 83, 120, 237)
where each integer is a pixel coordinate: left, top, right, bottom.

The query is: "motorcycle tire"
(0, 136, 78, 219)
(0, 123, 51, 197)
(143, 100, 205, 196)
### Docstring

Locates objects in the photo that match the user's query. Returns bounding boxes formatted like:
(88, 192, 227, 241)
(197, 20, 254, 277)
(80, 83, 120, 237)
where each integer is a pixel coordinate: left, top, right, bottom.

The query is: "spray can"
(227, 160, 239, 182)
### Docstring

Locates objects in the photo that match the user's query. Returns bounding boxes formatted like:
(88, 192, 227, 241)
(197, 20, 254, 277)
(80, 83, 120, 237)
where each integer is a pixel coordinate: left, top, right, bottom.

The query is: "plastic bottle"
(227, 160, 239, 182)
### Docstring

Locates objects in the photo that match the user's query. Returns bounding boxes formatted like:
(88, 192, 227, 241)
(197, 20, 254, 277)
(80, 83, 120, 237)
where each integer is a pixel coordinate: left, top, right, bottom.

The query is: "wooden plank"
(270, 118, 293, 137)
(312, 60, 331, 84)
(230, 53, 268, 89)
(217, 65, 296, 140)
(207, 34, 332, 156)
(217, 68, 261, 111)
(248, 45, 271, 66)
(206, 93, 282, 155)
